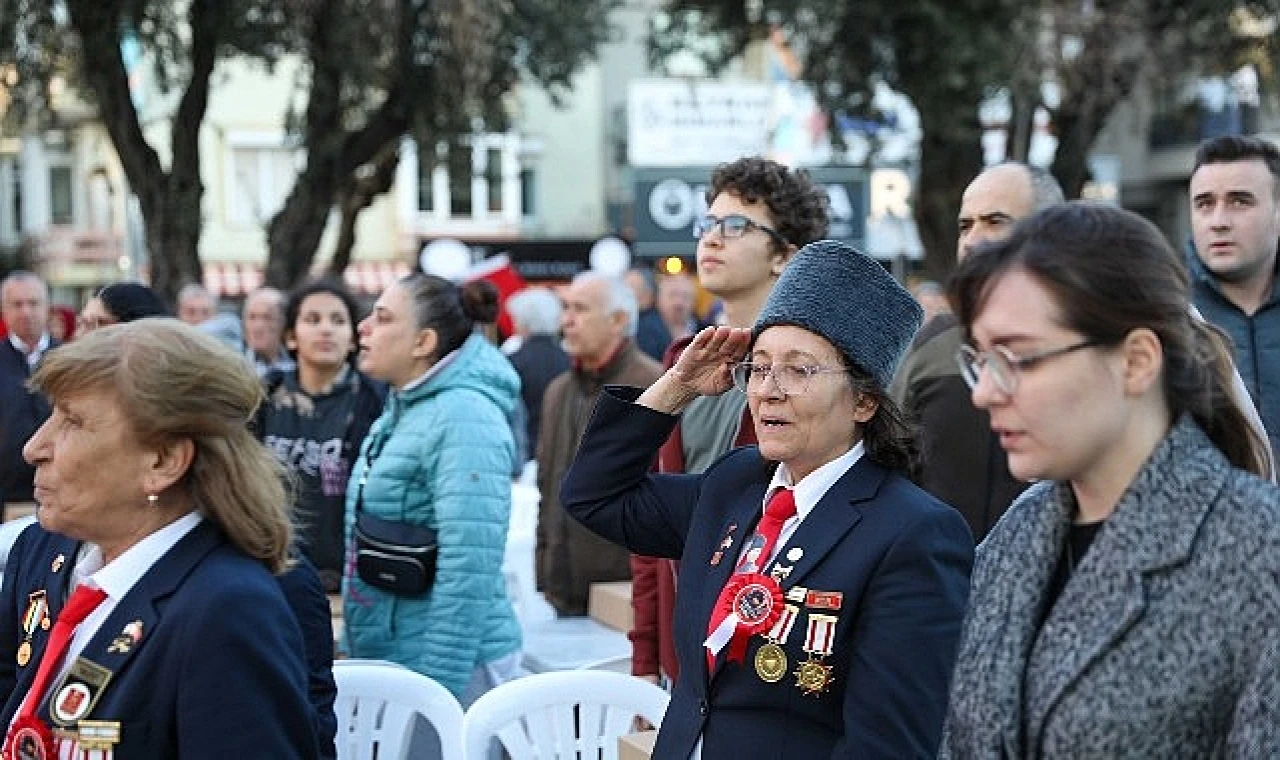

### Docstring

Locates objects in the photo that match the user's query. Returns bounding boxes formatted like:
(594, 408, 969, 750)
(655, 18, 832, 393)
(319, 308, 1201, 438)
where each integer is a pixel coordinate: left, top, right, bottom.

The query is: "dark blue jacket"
(1187, 250, 1280, 456)
(561, 388, 972, 759)
(0, 340, 54, 504)
(0, 521, 319, 758)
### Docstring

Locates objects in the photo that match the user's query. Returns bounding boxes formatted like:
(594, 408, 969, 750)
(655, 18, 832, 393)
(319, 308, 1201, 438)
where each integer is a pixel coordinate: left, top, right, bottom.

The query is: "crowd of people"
(0, 136, 1276, 757)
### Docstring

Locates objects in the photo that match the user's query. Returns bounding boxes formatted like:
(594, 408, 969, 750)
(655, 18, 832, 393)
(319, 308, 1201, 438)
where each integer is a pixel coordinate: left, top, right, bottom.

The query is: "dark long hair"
(949, 202, 1269, 477)
(840, 358, 920, 479)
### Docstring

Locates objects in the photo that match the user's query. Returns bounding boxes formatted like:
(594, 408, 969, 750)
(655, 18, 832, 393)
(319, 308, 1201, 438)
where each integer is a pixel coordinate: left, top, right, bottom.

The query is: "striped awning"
(202, 260, 413, 298)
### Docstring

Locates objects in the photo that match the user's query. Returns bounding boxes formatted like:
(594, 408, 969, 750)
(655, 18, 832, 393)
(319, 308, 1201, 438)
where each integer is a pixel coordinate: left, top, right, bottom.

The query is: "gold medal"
(794, 657, 834, 696)
(16, 640, 31, 667)
(754, 642, 787, 682)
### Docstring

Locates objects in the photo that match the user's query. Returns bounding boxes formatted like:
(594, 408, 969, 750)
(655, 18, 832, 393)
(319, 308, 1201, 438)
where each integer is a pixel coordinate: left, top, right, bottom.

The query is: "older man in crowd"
(243, 286, 295, 377)
(0, 271, 55, 508)
(536, 271, 662, 616)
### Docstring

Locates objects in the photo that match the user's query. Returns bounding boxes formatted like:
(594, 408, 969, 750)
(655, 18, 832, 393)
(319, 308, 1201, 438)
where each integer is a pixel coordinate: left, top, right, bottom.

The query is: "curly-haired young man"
(629, 157, 829, 687)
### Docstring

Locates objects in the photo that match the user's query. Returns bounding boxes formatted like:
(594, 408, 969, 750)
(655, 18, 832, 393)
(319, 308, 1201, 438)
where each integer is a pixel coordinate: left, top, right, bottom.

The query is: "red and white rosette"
(705, 572, 784, 664)
(4, 714, 54, 760)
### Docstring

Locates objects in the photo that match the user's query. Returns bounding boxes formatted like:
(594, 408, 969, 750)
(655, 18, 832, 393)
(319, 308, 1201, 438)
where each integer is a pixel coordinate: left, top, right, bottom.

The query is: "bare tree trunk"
(66, 0, 218, 304)
(327, 144, 401, 279)
(265, 0, 412, 290)
(911, 107, 987, 280)
(1007, 90, 1038, 163)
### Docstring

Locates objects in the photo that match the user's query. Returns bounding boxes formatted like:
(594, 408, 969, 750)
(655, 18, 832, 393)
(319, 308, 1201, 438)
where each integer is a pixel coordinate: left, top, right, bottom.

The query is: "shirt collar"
(765, 440, 866, 521)
(9, 333, 50, 360)
(73, 512, 204, 602)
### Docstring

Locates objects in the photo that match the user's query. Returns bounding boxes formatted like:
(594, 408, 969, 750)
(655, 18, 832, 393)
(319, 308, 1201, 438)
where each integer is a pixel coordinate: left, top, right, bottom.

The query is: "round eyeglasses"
(731, 362, 850, 396)
(956, 340, 1102, 395)
(694, 214, 789, 247)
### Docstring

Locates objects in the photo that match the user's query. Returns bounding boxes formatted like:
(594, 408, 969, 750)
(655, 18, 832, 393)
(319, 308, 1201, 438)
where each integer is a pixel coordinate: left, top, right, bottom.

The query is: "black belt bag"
(351, 436, 438, 596)
(354, 511, 438, 596)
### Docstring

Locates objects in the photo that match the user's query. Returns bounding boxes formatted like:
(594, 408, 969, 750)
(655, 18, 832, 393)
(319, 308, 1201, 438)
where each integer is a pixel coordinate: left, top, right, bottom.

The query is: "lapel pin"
(710, 551, 724, 567)
(770, 565, 793, 582)
(107, 620, 144, 654)
(786, 547, 804, 562)
(51, 554, 65, 573)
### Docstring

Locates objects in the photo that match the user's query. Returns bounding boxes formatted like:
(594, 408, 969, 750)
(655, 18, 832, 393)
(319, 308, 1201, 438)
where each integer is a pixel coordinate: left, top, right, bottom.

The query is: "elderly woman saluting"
(561, 241, 973, 759)
(0, 320, 317, 758)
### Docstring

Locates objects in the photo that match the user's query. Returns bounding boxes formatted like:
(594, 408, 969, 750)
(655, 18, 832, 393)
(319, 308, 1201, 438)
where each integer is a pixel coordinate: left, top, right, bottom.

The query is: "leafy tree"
(0, 0, 295, 302)
(265, 0, 618, 288)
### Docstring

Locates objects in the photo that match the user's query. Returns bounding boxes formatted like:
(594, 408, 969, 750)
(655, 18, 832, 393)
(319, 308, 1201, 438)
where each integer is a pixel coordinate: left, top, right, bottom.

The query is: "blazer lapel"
(765, 458, 884, 591)
(977, 481, 1072, 760)
(36, 521, 224, 725)
(1023, 417, 1225, 751)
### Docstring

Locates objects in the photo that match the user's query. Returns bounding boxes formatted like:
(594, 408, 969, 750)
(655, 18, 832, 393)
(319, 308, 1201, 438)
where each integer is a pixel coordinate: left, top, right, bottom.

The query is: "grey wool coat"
(940, 416, 1280, 759)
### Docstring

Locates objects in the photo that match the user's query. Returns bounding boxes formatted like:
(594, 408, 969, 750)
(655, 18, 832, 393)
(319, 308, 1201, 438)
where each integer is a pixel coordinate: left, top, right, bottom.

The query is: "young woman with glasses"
(561, 240, 972, 759)
(941, 203, 1278, 759)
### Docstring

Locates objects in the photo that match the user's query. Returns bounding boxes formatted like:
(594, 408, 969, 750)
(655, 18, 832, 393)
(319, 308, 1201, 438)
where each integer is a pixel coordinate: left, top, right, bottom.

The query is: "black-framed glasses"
(694, 214, 789, 247)
(956, 339, 1103, 395)
(730, 361, 849, 396)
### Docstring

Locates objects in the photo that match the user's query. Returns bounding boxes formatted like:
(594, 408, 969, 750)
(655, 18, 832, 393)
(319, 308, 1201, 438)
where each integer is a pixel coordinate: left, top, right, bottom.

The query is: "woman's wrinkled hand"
(668, 326, 753, 398)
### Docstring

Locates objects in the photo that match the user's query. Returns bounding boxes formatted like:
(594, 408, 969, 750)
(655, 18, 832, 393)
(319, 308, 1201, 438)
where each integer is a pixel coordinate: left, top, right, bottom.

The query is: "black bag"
(351, 434, 438, 596)
(354, 511, 438, 596)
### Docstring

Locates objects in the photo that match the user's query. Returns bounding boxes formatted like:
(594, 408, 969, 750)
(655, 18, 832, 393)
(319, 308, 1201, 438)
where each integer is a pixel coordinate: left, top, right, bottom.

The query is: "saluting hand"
(637, 326, 753, 415)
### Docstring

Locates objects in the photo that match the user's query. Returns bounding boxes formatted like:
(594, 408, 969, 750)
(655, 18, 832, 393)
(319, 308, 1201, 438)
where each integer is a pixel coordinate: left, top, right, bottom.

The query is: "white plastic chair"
(461, 670, 669, 760)
(333, 660, 464, 760)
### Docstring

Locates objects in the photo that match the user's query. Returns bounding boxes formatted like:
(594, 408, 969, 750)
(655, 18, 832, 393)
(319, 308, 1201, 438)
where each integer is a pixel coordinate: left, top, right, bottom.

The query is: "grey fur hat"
(753, 239, 923, 390)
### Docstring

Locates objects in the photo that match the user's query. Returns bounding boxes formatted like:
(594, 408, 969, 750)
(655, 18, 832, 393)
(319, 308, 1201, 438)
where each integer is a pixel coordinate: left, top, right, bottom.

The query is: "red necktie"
(15, 584, 108, 721)
(705, 488, 797, 668)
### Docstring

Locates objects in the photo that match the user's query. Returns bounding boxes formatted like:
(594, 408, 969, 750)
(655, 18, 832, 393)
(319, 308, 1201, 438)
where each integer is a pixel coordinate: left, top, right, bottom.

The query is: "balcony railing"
(28, 226, 124, 265)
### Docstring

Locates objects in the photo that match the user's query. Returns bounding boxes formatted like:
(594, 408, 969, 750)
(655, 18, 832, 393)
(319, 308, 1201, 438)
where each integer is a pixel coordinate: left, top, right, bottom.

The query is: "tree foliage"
(1, 0, 616, 300)
(652, 0, 1280, 278)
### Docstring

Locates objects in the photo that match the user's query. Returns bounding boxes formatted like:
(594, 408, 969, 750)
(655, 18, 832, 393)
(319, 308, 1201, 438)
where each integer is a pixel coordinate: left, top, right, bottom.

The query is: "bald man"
(890, 163, 1063, 542)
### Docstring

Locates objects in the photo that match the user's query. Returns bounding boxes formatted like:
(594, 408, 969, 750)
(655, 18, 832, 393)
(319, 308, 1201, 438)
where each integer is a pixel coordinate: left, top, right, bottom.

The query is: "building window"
(228, 146, 298, 227)
(9, 159, 21, 236)
(415, 133, 520, 221)
(49, 166, 72, 225)
(520, 167, 536, 217)
(448, 141, 472, 217)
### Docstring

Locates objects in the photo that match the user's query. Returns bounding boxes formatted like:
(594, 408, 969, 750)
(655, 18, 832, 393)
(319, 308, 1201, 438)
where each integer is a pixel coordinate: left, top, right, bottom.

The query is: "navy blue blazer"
(0, 521, 319, 758)
(561, 388, 973, 759)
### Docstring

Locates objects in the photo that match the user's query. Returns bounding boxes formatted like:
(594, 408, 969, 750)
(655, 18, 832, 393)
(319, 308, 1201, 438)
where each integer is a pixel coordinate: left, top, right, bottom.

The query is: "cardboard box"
(589, 581, 633, 632)
(618, 730, 657, 760)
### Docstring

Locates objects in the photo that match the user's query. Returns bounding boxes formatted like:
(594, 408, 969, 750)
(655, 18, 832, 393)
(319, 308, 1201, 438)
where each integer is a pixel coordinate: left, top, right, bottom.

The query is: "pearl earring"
(147, 494, 158, 506)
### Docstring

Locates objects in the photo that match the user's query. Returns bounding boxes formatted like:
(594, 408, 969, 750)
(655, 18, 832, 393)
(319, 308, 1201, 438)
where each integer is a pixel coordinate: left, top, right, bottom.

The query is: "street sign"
(631, 167, 869, 258)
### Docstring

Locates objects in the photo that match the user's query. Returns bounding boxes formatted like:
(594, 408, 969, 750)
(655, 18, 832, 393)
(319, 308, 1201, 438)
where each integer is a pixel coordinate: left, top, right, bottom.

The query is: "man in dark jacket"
(889, 163, 1063, 542)
(1188, 135, 1280, 457)
(0, 271, 54, 507)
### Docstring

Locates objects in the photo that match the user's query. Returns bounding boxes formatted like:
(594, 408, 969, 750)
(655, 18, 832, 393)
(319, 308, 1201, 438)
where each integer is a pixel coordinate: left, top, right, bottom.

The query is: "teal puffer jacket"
(343, 333, 521, 696)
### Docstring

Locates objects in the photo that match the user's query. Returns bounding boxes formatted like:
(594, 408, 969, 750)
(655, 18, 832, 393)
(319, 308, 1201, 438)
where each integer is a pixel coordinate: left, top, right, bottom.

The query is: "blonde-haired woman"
(0, 319, 317, 758)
